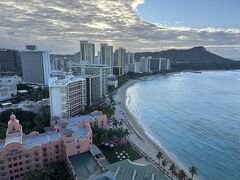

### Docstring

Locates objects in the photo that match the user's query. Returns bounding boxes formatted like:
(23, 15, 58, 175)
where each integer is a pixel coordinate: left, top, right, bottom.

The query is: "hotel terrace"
(0, 111, 107, 180)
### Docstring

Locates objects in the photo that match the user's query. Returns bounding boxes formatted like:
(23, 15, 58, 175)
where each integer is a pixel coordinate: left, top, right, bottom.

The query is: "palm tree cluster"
(92, 124, 129, 147)
(156, 151, 198, 180)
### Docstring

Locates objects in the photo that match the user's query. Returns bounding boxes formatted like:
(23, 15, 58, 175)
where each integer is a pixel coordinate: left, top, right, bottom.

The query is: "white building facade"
(49, 76, 86, 118)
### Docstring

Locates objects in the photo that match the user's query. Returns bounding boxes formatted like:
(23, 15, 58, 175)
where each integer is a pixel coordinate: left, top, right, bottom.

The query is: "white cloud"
(0, 0, 239, 58)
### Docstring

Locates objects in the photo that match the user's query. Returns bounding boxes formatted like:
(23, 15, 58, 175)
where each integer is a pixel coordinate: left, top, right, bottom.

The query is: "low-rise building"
(0, 111, 107, 180)
(107, 74, 118, 88)
(0, 76, 22, 102)
(0, 114, 91, 179)
(0, 99, 49, 115)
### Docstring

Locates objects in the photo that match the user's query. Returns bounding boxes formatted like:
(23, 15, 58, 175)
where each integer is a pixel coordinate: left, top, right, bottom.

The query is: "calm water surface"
(126, 71, 240, 180)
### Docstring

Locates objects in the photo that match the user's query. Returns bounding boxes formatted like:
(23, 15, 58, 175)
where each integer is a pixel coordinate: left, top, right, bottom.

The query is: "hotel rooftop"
(49, 76, 86, 86)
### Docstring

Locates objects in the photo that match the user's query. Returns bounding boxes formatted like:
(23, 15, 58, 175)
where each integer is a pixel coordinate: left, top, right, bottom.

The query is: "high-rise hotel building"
(100, 44, 113, 73)
(49, 76, 86, 118)
(113, 47, 126, 76)
(20, 46, 50, 85)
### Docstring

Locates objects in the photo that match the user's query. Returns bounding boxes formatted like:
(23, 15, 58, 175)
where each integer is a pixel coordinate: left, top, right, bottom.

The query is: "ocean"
(126, 70, 240, 180)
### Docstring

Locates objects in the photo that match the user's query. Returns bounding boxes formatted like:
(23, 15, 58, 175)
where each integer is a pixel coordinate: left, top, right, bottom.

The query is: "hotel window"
(36, 164, 40, 168)
(19, 162, 22, 165)
(13, 163, 18, 167)
(35, 158, 39, 162)
(43, 147, 47, 151)
(0, 160, 4, 164)
(9, 164, 12, 168)
(0, 166, 4, 171)
(26, 166, 30, 170)
(20, 168, 23, 171)
(14, 169, 18, 173)
(34, 151, 39, 155)
(9, 170, 13, 174)
(1, 172, 6, 176)
(25, 154, 30, 158)
(13, 157, 17, 161)
(76, 145, 80, 149)
(10, 176, 14, 180)
(15, 175, 19, 178)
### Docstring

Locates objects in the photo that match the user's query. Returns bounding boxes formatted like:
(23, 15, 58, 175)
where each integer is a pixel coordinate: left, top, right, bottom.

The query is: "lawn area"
(102, 144, 142, 164)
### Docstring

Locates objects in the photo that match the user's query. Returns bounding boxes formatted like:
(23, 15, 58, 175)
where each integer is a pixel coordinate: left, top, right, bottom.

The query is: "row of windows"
(9, 167, 23, 174)
(10, 174, 24, 179)
(9, 162, 22, 168)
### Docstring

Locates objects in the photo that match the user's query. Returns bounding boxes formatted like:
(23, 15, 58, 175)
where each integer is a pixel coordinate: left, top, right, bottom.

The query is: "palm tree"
(178, 169, 187, 180)
(189, 166, 197, 179)
(124, 129, 129, 138)
(161, 159, 168, 172)
(156, 151, 163, 167)
(112, 118, 118, 129)
(169, 163, 176, 178)
(119, 121, 123, 126)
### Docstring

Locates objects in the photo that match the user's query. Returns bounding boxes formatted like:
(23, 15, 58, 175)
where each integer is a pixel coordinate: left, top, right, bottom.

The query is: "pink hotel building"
(0, 111, 108, 180)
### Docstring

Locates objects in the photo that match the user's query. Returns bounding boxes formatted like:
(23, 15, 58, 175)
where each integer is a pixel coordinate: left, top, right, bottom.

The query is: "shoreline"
(113, 76, 187, 179)
(123, 80, 183, 170)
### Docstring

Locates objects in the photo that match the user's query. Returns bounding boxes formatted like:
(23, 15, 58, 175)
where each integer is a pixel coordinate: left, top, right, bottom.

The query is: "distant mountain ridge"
(135, 46, 240, 70)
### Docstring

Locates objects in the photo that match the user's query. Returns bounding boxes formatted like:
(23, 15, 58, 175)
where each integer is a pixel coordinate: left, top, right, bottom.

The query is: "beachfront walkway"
(113, 80, 180, 180)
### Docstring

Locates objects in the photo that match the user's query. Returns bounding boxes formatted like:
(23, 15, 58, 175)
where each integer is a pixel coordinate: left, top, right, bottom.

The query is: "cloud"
(0, 0, 239, 58)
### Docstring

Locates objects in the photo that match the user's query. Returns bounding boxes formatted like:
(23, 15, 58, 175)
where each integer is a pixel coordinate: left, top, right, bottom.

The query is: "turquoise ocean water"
(126, 71, 240, 180)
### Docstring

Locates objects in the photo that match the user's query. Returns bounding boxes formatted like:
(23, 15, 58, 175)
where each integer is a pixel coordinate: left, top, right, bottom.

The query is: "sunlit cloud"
(0, 0, 239, 58)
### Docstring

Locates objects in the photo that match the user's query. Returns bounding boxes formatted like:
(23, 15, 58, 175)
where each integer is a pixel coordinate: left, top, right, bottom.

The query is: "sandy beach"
(114, 78, 185, 180)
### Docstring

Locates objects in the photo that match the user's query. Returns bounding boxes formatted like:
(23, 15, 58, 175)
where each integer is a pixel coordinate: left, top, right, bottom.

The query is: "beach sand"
(114, 78, 186, 180)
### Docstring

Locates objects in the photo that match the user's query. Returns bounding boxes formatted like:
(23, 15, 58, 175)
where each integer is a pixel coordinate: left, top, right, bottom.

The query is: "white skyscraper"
(49, 76, 86, 118)
(100, 43, 113, 73)
(80, 40, 95, 64)
(20, 46, 51, 85)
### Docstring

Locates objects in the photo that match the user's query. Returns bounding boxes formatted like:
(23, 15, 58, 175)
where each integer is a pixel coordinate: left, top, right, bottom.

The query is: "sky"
(0, 0, 240, 58)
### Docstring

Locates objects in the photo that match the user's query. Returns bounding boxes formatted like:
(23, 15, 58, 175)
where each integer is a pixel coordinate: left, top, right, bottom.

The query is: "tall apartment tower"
(20, 46, 50, 85)
(125, 52, 135, 64)
(49, 76, 86, 118)
(85, 75, 101, 106)
(113, 47, 126, 76)
(100, 43, 113, 74)
(80, 41, 95, 65)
